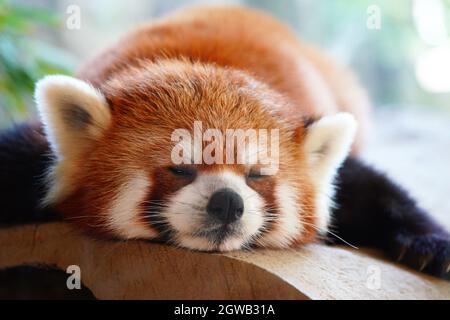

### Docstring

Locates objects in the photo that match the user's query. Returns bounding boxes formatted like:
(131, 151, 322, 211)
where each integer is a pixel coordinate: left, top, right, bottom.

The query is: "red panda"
(36, 6, 368, 249)
(1, 6, 449, 279)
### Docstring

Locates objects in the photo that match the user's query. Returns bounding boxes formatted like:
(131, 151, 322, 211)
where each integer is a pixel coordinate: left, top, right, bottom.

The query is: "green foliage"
(0, 0, 73, 127)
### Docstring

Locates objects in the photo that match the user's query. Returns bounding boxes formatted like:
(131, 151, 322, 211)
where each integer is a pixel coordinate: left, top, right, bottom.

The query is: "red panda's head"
(34, 60, 356, 251)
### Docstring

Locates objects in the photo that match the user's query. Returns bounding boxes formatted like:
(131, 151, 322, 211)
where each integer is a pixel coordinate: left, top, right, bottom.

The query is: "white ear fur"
(35, 75, 111, 159)
(34, 75, 111, 204)
(304, 112, 357, 230)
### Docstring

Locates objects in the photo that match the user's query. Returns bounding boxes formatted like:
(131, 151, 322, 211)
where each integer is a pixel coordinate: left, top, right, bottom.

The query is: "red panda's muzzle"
(206, 188, 245, 225)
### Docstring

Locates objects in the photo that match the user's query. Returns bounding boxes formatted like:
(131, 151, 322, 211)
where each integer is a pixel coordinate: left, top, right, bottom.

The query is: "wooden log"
(0, 222, 448, 299)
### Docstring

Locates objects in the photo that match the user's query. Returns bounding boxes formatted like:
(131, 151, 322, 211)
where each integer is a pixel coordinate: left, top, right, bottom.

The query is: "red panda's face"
(34, 61, 356, 251)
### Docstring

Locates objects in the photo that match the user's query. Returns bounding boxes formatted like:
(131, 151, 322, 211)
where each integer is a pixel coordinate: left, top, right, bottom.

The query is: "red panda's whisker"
(141, 200, 168, 205)
(142, 214, 168, 219)
(299, 220, 358, 249)
(143, 199, 207, 211)
(65, 215, 97, 221)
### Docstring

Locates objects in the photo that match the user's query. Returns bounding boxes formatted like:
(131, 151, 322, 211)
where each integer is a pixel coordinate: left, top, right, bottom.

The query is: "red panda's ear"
(34, 75, 111, 160)
(304, 113, 357, 184)
(302, 113, 357, 228)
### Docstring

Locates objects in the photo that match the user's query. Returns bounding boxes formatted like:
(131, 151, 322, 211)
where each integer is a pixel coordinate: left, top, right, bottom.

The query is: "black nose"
(207, 188, 244, 224)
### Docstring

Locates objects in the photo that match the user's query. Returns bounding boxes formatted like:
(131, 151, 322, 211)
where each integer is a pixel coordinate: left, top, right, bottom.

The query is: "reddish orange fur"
(79, 5, 370, 151)
(57, 6, 370, 245)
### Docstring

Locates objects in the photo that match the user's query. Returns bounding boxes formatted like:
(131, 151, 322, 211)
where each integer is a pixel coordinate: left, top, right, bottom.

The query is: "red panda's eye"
(247, 169, 264, 180)
(168, 166, 197, 178)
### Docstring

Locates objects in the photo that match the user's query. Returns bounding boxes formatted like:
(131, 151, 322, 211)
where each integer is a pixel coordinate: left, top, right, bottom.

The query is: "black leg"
(330, 157, 450, 280)
(0, 123, 58, 226)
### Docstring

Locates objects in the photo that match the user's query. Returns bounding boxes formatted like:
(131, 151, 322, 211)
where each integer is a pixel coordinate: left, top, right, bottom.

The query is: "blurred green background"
(2, 0, 450, 128)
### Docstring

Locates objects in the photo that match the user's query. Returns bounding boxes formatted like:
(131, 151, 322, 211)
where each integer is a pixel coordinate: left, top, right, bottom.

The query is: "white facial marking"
(105, 171, 157, 239)
(164, 170, 265, 251)
(257, 182, 303, 248)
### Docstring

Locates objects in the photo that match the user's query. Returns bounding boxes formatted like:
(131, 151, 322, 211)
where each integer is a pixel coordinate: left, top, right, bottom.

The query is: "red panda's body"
(38, 6, 369, 248)
(4, 5, 447, 279)
(36, 5, 370, 248)
(79, 6, 371, 151)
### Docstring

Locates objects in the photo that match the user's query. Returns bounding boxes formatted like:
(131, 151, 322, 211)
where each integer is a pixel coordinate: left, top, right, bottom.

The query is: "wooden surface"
(0, 222, 449, 299)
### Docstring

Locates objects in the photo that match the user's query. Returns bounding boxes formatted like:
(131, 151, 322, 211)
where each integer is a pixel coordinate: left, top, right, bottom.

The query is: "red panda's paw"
(391, 233, 450, 281)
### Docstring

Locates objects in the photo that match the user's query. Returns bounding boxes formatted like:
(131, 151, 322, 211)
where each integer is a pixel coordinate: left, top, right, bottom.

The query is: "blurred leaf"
(0, 0, 74, 127)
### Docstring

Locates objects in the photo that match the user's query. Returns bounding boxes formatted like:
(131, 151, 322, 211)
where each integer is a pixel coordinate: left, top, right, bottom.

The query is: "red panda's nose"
(207, 188, 244, 224)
